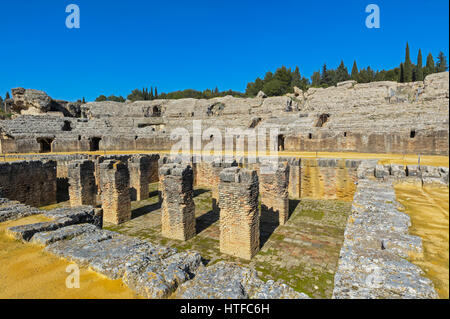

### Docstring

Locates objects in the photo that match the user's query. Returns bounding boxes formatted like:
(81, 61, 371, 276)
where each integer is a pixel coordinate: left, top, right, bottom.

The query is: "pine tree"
(424, 53, 435, 77)
(320, 63, 333, 86)
(351, 61, 359, 82)
(291, 66, 302, 88)
(415, 49, 423, 81)
(311, 71, 321, 87)
(436, 51, 448, 72)
(403, 42, 413, 82)
(336, 60, 350, 83)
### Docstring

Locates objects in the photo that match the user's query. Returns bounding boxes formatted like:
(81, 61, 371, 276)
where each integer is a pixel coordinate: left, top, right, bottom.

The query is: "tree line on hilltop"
(92, 43, 447, 102)
(2, 43, 446, 105)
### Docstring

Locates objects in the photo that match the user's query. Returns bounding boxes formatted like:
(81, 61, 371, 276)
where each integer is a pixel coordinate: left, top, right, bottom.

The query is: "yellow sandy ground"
(0, 215, 140, 299)
(1, 150, 448, 167)
(394, 183, 449, 299)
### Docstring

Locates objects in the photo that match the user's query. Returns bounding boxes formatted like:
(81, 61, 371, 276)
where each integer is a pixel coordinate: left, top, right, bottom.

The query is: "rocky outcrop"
(11, 88, 53, 114)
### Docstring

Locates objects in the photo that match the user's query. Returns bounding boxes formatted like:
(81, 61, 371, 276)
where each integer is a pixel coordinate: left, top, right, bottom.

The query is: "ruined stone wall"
(300, 159, 361, 201)
(160, 163, 196, 241)
(194, 158, 238, 213)
(68, 160, 96, 206)
(99, 160, 131, 224)
(285, 130, 449, 156)
(128, 155, 151, 201)
(219, 167, 260, 260)
(260, 162, 290, 225)
(0, 160, 57, 207)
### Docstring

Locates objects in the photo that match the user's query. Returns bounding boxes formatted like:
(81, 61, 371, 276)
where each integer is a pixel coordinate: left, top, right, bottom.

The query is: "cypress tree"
(415, 49, 423, 81)
(403, 42, 413, 82)
(399, 63, 405, 83)
(155, 87, 158, 98)
(424, 53, 435, 77)
(5, 92, 10, 99)
(351, 61, 359, 82)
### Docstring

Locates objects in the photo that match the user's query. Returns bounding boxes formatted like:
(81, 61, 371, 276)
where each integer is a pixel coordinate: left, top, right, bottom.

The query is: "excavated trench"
(0, 152, 448, 299)
(0, 215, 140, 299)
(394, 183, 449, 299)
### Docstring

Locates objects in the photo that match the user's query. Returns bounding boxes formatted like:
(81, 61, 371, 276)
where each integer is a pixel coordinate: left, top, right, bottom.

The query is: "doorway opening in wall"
(410, 130, 416, 138)
(278, 134, 285, 151)
(89, 137, 101, 151)
(315, 113, 330, 127)
(308, 133, 313, 139)
(152, 106, 161, 117)
(344, 132, 347, 137)
(37, 137, 53, 153)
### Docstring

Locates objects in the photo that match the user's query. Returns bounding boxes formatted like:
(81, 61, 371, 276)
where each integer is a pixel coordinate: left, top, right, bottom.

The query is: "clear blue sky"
(0, 0, 448, 101)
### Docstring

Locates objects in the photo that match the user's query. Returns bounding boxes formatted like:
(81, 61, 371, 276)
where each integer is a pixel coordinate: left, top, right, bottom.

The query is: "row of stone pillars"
(67, 154, 159, 224)
(68, 155, 291, 260)
(159, 161, 290, 260)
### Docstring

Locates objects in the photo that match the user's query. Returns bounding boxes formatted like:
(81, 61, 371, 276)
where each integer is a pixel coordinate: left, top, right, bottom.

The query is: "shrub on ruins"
(95, 94, 125, 102)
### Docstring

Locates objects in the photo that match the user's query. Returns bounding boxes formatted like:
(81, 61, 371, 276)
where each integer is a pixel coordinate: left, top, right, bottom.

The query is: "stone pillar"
(211, 159, 238, 214)
(159, 163, 196, 241)
(260, 162, 290, 225)
(219, 167, 259, 260)
(100, 160, 131, 225)
(68, 160, 96, 207)
(128, 155, 151, 201)
(148, 154, 160, 183)
(287, 158, 301, 198)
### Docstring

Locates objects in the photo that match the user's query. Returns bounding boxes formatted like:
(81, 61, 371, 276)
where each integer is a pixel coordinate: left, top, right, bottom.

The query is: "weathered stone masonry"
(260, 162, 290, 225)
(128, 155, 151, 201)
(99, 160, 131, 224)
(0, 160, 56, 207)
(219, 167, 260, 260)
(160, 163, 196, 241)
(68, 159, 96, 207)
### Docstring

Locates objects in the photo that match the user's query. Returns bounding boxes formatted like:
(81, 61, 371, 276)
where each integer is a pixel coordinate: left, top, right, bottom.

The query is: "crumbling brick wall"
(219, 167, 260, 260)
(99, 160, 131, 224)
(0, 160, 57, 207)
(260, 162, 290, 225)
(68, 160, 96, 206)
(159, 163, 196, 241)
